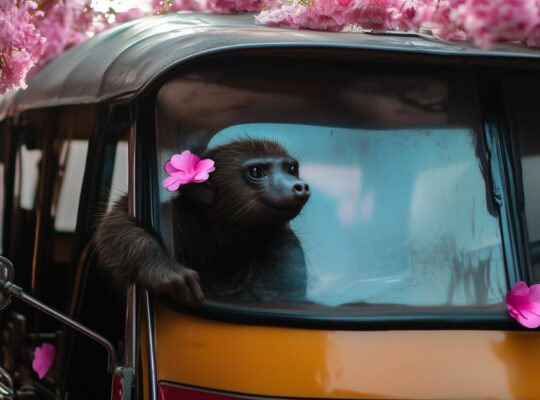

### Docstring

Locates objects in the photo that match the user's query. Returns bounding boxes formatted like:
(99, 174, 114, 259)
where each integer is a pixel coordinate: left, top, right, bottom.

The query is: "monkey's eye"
(248, 166, 265, 179)
(287, 164, 298, 176)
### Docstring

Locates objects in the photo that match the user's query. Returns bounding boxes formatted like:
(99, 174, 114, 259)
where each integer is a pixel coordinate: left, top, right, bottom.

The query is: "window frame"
(142, 54, 534, 330)
(59, 103, 135, 399)
(503, 73, 540, 282)
(0, 119, 13, 257)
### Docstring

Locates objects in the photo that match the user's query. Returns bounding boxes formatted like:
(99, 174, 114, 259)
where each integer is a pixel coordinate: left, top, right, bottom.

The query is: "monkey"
(93, 139, 310, 307)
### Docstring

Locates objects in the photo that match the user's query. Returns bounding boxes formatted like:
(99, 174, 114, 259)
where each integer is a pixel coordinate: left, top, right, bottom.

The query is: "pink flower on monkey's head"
(163, 150, 215, 192)
(506, 281, 540, 329)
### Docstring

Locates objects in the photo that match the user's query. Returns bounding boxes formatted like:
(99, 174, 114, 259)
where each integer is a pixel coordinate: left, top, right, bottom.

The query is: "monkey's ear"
(182, 181, 214, 205)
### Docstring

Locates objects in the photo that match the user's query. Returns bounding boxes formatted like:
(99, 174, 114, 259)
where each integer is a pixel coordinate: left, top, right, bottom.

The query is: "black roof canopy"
(1, 12, 540, 118)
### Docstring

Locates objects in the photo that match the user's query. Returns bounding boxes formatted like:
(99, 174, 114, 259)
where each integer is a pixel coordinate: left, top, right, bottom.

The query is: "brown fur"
(94, 139, 308, 306)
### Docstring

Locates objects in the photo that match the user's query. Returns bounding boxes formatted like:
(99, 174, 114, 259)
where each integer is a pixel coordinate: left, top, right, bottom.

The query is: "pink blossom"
(301, 0, 350, 31)
(32, 343, 55, 380)
(256, 0, 540, 48)
(347, 0, 391, 31)
(526, 2, 540, 47)
(3, 0, 540, 95)
(33, 0, 99, 69)
(208, 0, 269, 12)
(152, 0, 194, 13)
(527, 24, 540, 47)
(256, 0, 350, 32)
(506, 281, 540, 329)
(451, 0, 538, 49)
(255, 3, 304, 28)
(0, 0, 45, 93)
(387, 2, 418, 31)
(163, 150, 215, 192)
(115, 7, 147, 24)
(152, 0, 272, 13)
(429, 0, 468, 41)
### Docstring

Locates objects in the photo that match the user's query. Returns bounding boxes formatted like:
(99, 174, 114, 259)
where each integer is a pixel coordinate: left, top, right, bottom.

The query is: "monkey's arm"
(93, 195, 204, 306)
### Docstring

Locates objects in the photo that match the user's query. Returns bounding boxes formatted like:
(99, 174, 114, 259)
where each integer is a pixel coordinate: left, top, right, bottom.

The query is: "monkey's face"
(189, 139, 310, 231)
(240, 156, 310, 222)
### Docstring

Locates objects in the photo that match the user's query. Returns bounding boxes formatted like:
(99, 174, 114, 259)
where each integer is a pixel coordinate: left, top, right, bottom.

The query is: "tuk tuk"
(1, 12, 540, 400)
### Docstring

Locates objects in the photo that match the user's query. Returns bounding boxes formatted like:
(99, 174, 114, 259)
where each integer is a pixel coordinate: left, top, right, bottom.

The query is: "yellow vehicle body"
(155, 305, 540, 399)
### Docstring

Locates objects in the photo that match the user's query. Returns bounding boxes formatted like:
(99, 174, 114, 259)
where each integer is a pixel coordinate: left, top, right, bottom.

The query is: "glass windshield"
(155, 58, 507, 312)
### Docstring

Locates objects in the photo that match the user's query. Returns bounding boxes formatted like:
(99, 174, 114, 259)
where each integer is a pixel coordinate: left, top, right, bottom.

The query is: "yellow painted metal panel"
(154, 304, 540, 399)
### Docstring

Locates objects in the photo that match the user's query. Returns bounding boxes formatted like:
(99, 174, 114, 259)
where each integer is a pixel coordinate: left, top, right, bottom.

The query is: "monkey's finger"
(184, 270, 205, 305)
(185, 268, 200, 283)
(176, 277, 203, 307)
(167, 276, 194, 307)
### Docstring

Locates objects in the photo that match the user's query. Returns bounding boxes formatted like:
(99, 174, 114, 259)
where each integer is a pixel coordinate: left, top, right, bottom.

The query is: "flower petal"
(507, 281, 530, 308)
(170, 153, 186, 170)
(528, 284, 540, 303)
(515, 310, 540, 329)
(32, 343, 55, 380)
(164, 161, 177, 174)
(163, 176, 180, 190)
(194, 159, 215, 174)
(511, 281, 529, 297)
(171, 171, 189, 180)
(193, 172, 210, 182)
(506, 281, 540, 328)
(165, 180, 182, 192)
(171, 150, 200, 175)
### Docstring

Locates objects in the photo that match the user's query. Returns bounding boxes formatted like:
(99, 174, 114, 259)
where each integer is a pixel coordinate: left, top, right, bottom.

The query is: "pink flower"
(347, 0, 391, 31)
(255, 3, 304, 28)
(527, 24, 540, 47)
(32, 343, 55, 380)
(208, 0, 269, 13)
(152, 0, 193, 13)
(255, 0, 540, 48)
(0, 0, 46, 93)
(163, 150, 215, 192)
(451, 0, 538, 49)
(506, 281, 540, 329)
(429, 0, 468, 41)
(33, 0, 100, 69)
(115, 7, 147, 24)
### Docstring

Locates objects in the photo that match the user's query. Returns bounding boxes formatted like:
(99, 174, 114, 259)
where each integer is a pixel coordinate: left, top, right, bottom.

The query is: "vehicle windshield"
(155, 58, 507, 312)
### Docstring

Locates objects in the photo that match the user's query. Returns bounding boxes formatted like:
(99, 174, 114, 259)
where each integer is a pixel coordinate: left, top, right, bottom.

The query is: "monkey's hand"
(165, 266, 205, 307)
(94, 194, 205, 307)
(143, 264, 205, 307)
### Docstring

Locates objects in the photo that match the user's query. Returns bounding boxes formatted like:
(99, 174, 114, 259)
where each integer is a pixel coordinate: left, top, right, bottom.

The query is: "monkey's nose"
(293, 183, 310, 200)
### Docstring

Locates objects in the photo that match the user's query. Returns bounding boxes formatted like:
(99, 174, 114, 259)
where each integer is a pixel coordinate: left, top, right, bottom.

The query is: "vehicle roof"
(1, 12, 540, 118)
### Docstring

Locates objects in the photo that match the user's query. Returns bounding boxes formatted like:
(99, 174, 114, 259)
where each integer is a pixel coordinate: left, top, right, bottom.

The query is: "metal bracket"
(0, 256, 118, 373)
